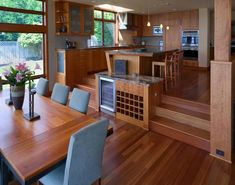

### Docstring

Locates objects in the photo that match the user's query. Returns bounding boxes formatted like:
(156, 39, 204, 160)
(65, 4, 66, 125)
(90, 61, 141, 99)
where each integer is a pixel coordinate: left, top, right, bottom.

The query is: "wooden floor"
(165, 67, 210, 105)
(10, 111, 235, 185)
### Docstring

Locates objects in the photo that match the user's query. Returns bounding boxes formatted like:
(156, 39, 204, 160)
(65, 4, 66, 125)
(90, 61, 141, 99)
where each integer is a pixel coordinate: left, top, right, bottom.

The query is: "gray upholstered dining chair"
(51, 83, 70, 105)
(36, 78, 49, 96)
(39, 118, 110, 185)
(69, 88, 90, 114)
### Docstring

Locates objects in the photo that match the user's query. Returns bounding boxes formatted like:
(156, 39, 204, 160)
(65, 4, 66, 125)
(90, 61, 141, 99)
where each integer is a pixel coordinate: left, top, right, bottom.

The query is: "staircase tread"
(162, 95, 210, 115)
(159, 103, 210, 121)
(150, 116, 210, 141)
(162, 95, 210, 107)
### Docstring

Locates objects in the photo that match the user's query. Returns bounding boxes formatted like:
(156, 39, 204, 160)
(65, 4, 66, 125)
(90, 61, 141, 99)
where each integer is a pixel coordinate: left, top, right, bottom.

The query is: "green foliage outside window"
(93, 10, 116, 46)
(0, 0, 42, 11)
(104, 12, 115, 20)
(0, 0, 43, 48)
(94, 10, 102, 19)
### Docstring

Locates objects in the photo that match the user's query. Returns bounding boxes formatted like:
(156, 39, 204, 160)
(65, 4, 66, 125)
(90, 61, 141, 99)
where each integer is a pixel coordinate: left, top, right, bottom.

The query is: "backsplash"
(55, 35, 89, 49)
(141, 36, 164, 47)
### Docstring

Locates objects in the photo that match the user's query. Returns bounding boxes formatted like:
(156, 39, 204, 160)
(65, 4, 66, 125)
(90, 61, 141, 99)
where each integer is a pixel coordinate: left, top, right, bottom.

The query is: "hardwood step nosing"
(149, 121, 210, 152)
(150, 120, 210, 141)
(162, 95, 210, 115)
(155, 107, 210, 131)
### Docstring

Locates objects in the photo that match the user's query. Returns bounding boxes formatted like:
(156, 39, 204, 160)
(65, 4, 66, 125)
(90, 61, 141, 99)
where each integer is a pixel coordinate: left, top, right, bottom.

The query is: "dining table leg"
(0, 159, 8, 185)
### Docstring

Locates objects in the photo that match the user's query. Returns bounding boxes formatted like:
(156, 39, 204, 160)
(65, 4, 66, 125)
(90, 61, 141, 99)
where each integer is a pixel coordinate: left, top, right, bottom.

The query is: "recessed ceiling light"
(95, 4, 134, 13)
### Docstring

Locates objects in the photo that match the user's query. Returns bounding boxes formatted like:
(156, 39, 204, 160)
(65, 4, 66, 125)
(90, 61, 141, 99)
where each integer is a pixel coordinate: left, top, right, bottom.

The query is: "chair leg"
(160, 66, 162, 78)
(152, 64, 155, 77)
(98, 178, 101, 185)
(164, 65, 168, 92)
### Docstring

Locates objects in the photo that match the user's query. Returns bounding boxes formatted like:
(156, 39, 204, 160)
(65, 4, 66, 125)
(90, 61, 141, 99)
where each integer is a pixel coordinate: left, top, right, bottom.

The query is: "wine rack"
(116, 91, 144, 121)
(115, 80, 147, 129)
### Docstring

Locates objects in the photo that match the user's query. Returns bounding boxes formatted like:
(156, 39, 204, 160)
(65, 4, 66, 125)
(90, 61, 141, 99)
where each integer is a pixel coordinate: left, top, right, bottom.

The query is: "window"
(0, 0, 47, 80)
(92, 9, 116, 47)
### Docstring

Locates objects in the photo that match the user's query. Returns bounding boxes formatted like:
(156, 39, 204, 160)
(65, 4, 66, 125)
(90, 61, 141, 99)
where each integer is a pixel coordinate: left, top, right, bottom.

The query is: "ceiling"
(64, 0, 215, 14)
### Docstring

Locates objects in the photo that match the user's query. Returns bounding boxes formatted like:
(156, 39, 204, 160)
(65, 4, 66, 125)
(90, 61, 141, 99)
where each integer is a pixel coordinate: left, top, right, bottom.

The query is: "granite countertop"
(96, 72, 163, 86)
(56, 45, 142, 51)
(105, 47, 166, 57)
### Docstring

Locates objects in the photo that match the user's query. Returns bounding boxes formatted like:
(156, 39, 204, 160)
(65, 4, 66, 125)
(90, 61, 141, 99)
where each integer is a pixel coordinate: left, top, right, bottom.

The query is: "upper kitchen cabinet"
(142, 15, 153, 37)
(70, 4, 82, 34)
(181, 10, 199, 30)
(118, 13, 143, 36)
(55, 1, 94, 36)
(55, 2, 70, 35)
(142, 10, 199, 37)
(83, 6, 94, 35)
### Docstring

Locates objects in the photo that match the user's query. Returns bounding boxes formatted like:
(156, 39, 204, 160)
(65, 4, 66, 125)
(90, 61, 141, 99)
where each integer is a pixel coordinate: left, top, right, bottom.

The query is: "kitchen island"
(105, 48, 176, 76)
(95, 72, 163, 130)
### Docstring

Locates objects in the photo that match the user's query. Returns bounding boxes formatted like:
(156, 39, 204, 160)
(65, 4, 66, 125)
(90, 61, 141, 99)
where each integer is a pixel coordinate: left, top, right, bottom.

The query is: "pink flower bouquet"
(2, 63, 39, 86)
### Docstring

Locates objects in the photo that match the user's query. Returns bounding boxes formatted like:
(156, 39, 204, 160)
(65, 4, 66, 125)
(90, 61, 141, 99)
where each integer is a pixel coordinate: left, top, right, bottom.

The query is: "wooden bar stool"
(152, 53, 174, 91)
(173, 50, 184, 76)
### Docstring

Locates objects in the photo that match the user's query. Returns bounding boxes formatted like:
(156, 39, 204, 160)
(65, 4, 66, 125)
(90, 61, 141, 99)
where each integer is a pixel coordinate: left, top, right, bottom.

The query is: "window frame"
(0, 0, 48, 84)
(94, 8, 116, 46)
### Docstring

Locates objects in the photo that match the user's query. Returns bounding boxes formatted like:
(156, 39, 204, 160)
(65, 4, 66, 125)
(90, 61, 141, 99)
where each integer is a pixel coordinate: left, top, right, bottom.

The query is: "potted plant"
(2, 63, 39, 110)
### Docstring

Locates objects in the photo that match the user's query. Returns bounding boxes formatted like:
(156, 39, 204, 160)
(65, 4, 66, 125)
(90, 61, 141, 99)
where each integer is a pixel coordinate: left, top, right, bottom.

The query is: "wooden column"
(211, 0, 232, 163)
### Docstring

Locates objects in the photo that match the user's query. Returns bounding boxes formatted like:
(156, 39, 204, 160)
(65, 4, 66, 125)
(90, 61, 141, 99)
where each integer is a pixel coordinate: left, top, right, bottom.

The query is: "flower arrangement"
(2, 62, 40, 87)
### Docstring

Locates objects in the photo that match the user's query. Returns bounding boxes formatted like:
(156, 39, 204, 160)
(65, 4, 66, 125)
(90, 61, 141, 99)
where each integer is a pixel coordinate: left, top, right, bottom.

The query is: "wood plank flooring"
(165, 67, 210, 105)
(10, 112, 234, 185)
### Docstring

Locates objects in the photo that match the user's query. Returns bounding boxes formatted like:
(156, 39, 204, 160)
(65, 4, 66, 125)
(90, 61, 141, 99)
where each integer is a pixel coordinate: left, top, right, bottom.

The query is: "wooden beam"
(0, 24, 46, 33)
(214, 0, 231, 61)
(210, 0, 232, 163)
(0, 6, 45, 15)
(211, 61, 232, 163)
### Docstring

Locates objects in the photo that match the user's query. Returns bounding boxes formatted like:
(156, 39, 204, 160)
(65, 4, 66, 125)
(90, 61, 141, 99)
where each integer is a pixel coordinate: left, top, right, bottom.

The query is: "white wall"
(199, 8, 210, 67)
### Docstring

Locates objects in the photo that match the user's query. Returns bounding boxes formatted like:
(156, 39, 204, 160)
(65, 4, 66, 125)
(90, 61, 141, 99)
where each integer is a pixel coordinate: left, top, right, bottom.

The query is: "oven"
(182, 30, 199, 60)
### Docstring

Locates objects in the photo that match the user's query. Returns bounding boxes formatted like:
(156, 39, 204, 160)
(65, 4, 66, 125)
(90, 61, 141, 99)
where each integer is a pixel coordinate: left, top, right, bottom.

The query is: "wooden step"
(160, 103, 210, 121)
(155, 105, 210, 131)
(162, 95, 210, 115)
(82, 77, 95, 87)
(75, 83, 96, 109)
(150, 116, 210, 152)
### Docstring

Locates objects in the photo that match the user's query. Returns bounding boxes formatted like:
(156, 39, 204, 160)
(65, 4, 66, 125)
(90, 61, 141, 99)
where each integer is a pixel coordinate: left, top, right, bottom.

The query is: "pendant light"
(160, 24, 163, 29)
(147, 1, 151, 27)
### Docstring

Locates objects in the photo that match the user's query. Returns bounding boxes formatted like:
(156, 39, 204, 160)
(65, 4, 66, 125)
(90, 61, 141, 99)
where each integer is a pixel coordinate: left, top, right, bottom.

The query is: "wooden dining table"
(0, 90, 112, 185)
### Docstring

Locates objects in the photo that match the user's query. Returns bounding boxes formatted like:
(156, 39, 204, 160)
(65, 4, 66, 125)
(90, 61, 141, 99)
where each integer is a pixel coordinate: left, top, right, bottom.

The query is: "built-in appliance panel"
(99, 77, 116, 112)
(182, 30, 199, 60)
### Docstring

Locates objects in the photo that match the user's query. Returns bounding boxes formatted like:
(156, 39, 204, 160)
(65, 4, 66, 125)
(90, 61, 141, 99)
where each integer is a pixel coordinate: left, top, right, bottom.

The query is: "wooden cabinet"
(55, 48, 119, 87)
(164, 25, 182, 50)
(142, 10, 199, 37)
(115, 80, 162, 130)
(181, 10, 199, 30)
(55, 2, 70, 35)
(70, 4, 82, 34)
(55, 1, 94, 36)
(83, 6, 94, 35)
(142, 15, 152, 37)
(119, 13, 143, 36)
(133, 14, 143, 36)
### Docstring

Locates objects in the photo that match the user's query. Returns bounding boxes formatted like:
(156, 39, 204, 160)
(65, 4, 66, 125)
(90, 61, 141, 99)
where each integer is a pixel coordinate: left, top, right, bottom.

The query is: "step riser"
(150, 121, 210, 152)
(162, 95, 210, 115)
(156, 107, 210, 131)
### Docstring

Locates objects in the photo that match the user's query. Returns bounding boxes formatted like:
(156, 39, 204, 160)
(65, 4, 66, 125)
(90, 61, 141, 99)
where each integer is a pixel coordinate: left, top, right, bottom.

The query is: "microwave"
(153, 26, 163, 36)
